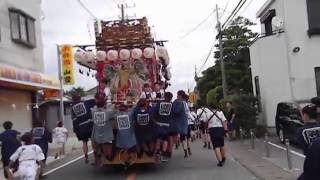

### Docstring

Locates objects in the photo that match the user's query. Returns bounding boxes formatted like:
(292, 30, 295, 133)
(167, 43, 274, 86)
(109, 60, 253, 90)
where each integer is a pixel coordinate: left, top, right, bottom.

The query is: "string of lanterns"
(73, 47, 171, 80)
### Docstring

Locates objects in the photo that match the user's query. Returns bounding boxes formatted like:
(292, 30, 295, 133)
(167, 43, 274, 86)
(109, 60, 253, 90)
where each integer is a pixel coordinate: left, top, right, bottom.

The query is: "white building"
(250, 0, 320, 127)
(0, 0, 59, 133)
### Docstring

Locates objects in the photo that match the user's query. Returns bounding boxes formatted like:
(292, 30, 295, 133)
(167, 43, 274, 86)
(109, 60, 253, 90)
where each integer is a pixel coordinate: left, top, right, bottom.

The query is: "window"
(306, 0, 320, 36)
(9, 8, 36, 48)
(315, 67, 320, 96)
(261, 9, 276, 36)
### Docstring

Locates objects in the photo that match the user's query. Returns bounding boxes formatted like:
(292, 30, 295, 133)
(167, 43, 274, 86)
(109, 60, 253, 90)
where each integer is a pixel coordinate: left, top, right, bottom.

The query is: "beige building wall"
(0, 0, 44, 72)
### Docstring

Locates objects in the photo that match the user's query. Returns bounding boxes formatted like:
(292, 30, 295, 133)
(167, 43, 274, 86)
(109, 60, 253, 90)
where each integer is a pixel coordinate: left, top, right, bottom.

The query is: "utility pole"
(216, 4, 227, 98)
(118, 3, 136, 22)
(120, 4, 125, 22)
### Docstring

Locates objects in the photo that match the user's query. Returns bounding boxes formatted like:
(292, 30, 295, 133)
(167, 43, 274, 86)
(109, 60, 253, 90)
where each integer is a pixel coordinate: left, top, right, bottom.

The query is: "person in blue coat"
(152, 92, 174, 158)
(31, 120, 52, 164)
(114, 104, 137, 150)
(132, 98, 155, 157)
(295, 104, 320, 155)
(71, 95, 95, 164)
(171, 90, 189, 158)
(298, 138, 320, 180)
(0, 121, 21, 179)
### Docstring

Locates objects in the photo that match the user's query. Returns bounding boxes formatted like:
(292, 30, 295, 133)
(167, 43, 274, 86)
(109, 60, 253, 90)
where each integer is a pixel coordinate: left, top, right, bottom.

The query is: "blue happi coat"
(114, 111, 137, 149)
(171, 99, 188, 135)
(71, 99, 95, 137)
(132, 107, 155, 143)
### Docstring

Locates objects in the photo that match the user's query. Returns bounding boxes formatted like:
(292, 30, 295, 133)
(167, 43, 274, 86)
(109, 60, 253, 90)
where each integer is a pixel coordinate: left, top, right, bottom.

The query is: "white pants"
(17, 161, 38, 180)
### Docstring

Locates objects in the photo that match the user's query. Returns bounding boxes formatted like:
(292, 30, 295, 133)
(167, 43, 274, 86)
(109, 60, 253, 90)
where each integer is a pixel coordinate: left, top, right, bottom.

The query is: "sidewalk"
(227, 140, 298, 180)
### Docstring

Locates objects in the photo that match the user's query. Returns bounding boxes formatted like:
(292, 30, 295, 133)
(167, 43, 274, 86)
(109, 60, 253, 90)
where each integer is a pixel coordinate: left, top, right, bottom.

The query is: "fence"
(239, 127, 306, 171)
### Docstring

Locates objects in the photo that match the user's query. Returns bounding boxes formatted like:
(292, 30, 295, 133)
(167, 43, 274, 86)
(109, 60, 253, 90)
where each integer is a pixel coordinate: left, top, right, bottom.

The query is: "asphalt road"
(43, 141, 258, 180)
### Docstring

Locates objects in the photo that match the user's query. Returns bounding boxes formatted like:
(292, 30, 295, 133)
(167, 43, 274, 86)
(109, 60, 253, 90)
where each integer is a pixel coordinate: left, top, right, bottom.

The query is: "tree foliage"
(231, 94, 259, 132)
(196, 17, 258, 105)
(206, 86, 222, 107)
(65, 87, 86, 98)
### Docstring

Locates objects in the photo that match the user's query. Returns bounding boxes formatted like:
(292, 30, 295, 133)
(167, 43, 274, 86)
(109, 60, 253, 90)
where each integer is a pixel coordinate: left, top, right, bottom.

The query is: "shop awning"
(0, 63, 60, 91)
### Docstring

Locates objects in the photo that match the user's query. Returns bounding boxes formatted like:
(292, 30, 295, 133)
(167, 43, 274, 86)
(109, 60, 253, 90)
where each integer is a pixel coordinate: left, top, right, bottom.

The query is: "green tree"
(65, 87, 86, 98)
(231, 94, 259, 132)
(196, 17, 258, 105)
(206, 86, 222, 107)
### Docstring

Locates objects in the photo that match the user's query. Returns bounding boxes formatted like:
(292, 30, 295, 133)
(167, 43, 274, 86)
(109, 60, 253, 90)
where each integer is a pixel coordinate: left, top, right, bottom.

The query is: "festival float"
(72, 13, 171, 166)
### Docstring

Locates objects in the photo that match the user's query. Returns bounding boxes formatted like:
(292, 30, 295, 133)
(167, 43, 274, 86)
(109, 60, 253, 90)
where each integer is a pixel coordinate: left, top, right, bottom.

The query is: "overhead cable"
(222, 0, 244, 29)
(224, 0, 247, 29)
(238, 0, 254, 17)
(179, 9, 216, 40)
(77, 0, 98, 19)
(220, 0, 231, 19)
(198, 41, 216, 74)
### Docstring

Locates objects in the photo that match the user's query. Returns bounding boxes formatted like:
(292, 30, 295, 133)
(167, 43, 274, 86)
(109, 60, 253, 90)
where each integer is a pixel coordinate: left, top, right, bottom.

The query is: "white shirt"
(203, 109, 227, 128)
(53, 127, 68, 143)
(10, 144, 45, 162)
(188, 111, 197, 125)
(197, 108, 210, 122)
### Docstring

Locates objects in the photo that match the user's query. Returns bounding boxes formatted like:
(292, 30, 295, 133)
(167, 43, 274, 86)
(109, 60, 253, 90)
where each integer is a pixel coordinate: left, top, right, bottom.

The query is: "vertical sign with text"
(61, 44, 75, 85)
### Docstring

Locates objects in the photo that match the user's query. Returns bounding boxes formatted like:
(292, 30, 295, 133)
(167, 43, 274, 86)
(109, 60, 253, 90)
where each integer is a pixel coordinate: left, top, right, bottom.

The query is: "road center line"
(43, 151, 94, 176)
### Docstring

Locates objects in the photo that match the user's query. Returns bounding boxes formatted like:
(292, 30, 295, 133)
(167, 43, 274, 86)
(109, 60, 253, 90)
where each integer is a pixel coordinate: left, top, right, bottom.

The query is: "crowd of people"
(71, 89, 206, 166)
(70, 85, 237, 168)
(0, 120, 68, 180)
(0, 85, 238, 179)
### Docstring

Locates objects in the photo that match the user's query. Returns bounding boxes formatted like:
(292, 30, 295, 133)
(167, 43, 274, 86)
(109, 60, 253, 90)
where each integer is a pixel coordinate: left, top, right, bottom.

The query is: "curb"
(230, 153, 265, 180)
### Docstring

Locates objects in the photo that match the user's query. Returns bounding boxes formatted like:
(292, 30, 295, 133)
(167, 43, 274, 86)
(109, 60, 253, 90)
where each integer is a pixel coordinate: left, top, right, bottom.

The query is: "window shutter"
(27, 19, 36, 46)
(9, 11, 20, 40)
(19, 15, 27, 42)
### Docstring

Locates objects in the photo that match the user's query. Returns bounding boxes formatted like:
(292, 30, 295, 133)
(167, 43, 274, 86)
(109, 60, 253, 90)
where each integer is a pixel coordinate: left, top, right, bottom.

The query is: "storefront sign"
(61, 44, 75, 85)
(44, 89, 60, 99)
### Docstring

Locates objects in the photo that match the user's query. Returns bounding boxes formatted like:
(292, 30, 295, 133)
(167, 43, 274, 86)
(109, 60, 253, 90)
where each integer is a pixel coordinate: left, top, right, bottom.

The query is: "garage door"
(0, 88, 32, 133)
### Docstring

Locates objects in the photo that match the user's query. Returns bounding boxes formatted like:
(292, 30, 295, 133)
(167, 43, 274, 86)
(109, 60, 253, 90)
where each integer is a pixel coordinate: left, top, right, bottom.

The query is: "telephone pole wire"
(216, 4, 227, 98)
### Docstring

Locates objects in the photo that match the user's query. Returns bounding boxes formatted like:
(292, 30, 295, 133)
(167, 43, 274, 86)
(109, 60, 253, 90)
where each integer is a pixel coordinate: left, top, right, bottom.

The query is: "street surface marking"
(267, 142, 306, 158)
(43, 151, 94, 176)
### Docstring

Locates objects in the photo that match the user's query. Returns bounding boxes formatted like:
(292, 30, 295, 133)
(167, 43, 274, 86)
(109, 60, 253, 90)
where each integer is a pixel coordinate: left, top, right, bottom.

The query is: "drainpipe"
(282, 0, 295, 101)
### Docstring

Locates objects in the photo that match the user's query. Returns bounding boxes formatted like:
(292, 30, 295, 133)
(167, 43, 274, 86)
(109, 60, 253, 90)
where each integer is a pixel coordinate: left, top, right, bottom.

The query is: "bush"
(206, 86, 222, 107)
(230, 94, 259, 133)
(254, 125, 268, 138)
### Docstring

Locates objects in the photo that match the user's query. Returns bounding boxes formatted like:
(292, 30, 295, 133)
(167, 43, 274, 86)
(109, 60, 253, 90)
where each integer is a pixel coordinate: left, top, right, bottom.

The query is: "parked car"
(275, 101, 308, 144)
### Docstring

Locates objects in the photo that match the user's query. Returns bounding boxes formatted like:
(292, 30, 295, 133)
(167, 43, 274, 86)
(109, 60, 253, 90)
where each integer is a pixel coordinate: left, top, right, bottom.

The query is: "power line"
(197, 41, 216, 74)
(77, 0, 97, 19)
(220, 0, 231, 19)
(179, 9, 216, 40)
(224, 0, 247, 28)
(222, 0, 245, 29)
(238, 0, 254, 16)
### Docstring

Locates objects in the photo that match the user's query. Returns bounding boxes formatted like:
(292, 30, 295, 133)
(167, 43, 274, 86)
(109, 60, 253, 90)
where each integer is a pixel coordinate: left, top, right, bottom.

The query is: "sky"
(41, 0, 267, 93)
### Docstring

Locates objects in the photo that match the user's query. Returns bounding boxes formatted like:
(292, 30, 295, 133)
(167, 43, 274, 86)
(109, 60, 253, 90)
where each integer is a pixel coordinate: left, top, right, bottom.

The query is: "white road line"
(267, 142, 306, 158)
(43, 151, 94, 176)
